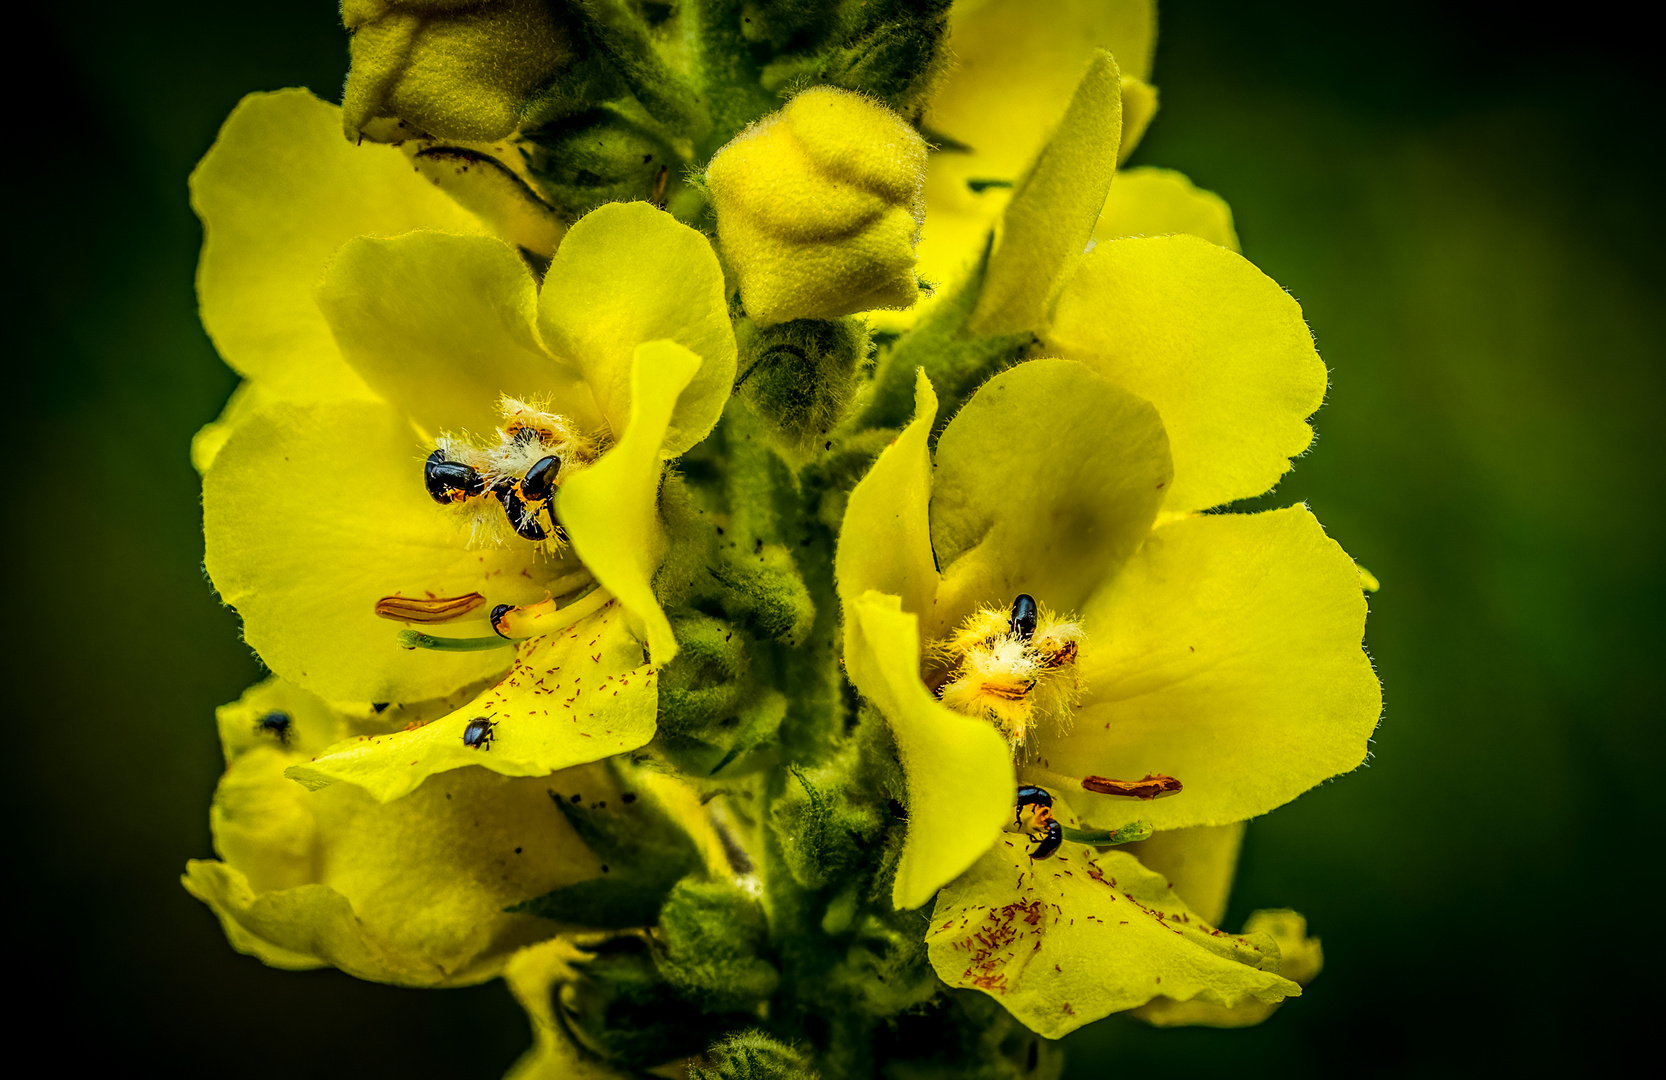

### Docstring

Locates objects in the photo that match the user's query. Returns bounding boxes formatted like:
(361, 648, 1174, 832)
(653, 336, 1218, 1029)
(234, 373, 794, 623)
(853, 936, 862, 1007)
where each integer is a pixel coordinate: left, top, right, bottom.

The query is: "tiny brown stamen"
(374, 592, 488, 624)
(1080, 773, 1184, 800)
(1038, 639, 1078, 668)
(980, 677, 1037, 701)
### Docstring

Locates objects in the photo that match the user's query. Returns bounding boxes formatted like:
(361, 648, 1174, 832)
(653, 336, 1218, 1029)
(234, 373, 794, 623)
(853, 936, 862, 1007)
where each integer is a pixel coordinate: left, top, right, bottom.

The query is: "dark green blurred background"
(9, 2, 1660, 1074)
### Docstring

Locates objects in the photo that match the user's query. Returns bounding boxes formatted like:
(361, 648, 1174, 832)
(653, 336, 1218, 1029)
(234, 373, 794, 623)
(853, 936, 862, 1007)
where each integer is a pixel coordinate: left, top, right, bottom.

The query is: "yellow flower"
(706, 86, 928, 325)
(194, 89, 736, 802)
(869, 0, 1239, 333)
(916, 0, 1154, 300)
(836, 224, 1377, 1031)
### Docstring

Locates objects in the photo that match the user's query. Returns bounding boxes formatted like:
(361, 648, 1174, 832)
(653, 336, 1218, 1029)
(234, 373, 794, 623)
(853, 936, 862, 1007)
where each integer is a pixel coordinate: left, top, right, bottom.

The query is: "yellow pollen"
(931, 599, 1084, 749)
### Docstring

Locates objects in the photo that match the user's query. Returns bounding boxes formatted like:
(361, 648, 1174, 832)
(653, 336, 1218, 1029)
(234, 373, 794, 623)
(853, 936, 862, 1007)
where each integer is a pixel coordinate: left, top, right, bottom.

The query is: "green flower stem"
(853, 238, 1033, 435)
(395, 630, 516, 652)
(1060, 821, 1155, 846)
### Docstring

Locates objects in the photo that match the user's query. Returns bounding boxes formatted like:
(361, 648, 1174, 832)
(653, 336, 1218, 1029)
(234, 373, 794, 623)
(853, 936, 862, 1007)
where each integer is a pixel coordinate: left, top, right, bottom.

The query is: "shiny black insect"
(255, 710, 293, 744)
(1009, 593, 1038, 641)
(462, 715, 497, 750)
(1015, 784, 1063, 860)
(522, 455, 561, 501)
(497, 484, 548, 541)
(424, 449, 487, 504)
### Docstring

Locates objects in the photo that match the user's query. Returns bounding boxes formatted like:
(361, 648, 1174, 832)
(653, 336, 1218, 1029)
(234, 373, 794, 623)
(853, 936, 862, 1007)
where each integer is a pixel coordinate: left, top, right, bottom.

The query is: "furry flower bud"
(706, 87, 927, 326)
(341, 0, 575, 141)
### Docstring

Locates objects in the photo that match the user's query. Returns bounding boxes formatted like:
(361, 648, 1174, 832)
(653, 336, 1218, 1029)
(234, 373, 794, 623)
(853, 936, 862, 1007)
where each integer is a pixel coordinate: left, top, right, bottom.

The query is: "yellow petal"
(969, 51, 1122, 337)
(287, 600, 656, 802)
(1122, 822, 1247, 926)
(317, 230, 601, 438)
(503, 939, 634, 1079)
(191, 379, 270, 474)
(930, 0, 1154, 188)
(927, 839, 1297, 1039)
(849, 592, 1013, 910)
(929, 359, 1171, 635)
(835, 370, 940, 630)
(1042, 507, 1381, 831)
(1133, 910, 1323, 1028)
(538, 203, 735, 455)
(1118, 75, 1159, 163)
(1095, 167, 1240, 252)
(191, 89, 483, 401)
(202, 398, 557, 702)
(560, 340, 704, 665)
(1046, 235, 1326, 511)
(904, 0, 1156, 331)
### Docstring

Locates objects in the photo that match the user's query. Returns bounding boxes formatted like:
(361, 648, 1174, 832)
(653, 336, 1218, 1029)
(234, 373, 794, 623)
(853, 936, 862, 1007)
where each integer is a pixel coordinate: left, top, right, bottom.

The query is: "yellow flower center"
(422, 395, 602, 548)
(931, 593, 1085, 749)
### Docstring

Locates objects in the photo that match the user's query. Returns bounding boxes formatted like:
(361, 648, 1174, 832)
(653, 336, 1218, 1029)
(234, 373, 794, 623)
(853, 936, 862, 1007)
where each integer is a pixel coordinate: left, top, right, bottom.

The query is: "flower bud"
(341, 0, 576, 142)
(706, 87, 928, 326)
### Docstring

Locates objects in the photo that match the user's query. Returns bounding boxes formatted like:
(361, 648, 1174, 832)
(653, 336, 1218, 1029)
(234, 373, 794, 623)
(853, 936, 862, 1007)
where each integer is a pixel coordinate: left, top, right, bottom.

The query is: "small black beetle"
(255, 710, 293, 744)
(1014, 784, 1063, 860)
(1009, 594, 1038, 641)
(521, 455, 561, 502)
(424, 449, 487, 504)
(462, 715, 497, 750)
(497, 485, 548, 541)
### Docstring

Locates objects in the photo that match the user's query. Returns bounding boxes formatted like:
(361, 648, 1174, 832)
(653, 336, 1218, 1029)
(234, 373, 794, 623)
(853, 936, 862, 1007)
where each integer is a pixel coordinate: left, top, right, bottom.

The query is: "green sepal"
(832, 908, 940, 1019)
(734, 315, 869, 467)
(655, 610, 752, 742)
(854, 236, 1031, 434)
(654, 878, 781, 1011)
(756, 0, 954, 115)
(708, 690, 790, 777)
(688, 1029, 819, 1080)
(509, 780, 703, 928)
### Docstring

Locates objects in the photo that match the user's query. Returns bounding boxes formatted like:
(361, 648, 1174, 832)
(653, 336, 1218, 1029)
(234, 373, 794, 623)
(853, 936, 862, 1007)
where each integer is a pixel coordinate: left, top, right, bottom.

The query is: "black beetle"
(1015, 784, 1063, 860)
(424, 449, 487, 504)
(1009, 594, 1038, 641)
(255, 710, 293, 744)
(521, 455, 561, 502)
(462, 715, 497, 750)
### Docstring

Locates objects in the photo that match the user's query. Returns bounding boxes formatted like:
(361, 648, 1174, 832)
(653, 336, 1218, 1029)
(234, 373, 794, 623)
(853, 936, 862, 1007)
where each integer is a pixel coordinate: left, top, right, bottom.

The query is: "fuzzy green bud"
(561, 935, 743, 1069)
(656, 611, 751, 741)
(655, 879, 781, 1011)
(341, 0, 576, 141)
(713, 543, 816, 646)
(735, 316, 869, 464)
(689, 1029, 820, 1080)
(706, 87, 928, 326)
(769, 765, 882, 889)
